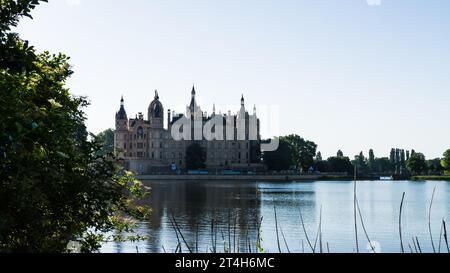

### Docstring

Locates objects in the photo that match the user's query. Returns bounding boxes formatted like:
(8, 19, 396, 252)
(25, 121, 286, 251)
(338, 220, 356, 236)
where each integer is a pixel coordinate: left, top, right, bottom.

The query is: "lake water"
(100, 180, 450, 253)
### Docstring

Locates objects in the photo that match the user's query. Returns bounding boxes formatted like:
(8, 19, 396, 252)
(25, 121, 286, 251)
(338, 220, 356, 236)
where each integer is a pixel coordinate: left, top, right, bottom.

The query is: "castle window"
(160, 152, 163, 159)
(137, 127, 144, 140)
(159, 142, 162, 148)
(137, 152, 143, 158)
(151, 152, 155, 159)
(123, 143, 126, 149)
(137, 143, 143, 149)
(129, 143, 132, 149)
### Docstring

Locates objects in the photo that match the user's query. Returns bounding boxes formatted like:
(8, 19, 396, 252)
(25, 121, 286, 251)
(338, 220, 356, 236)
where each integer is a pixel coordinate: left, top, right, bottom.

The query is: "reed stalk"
(415, 237, 422, 253)
(168, 213, 182, 253)
(274, 201, 282, 253)
(399, 192, 406, 253)
(428, 186, 437, 253)
(299, 207, 315, 253)
(443, 220, 449, 253)
(171, 213, 193, 253)
(280, 227, 291, 253)
(353, 165, 359, 253)
(356, 196, 375, 253)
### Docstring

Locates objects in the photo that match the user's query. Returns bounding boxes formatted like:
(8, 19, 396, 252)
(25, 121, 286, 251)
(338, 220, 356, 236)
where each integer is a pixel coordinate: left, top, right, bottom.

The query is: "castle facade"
(114, 86, 263, 174)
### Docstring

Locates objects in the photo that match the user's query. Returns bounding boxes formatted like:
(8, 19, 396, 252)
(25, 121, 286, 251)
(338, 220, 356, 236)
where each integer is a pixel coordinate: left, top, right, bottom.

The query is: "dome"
(148, 90, 164, 119)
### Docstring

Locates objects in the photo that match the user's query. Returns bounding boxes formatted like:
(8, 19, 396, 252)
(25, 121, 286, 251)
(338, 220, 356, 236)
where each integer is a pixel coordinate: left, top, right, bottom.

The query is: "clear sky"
(15, 0, 450, 159)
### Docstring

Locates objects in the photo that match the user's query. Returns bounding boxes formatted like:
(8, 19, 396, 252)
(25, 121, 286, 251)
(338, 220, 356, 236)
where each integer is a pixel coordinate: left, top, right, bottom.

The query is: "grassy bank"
(411, 176, 450, 181)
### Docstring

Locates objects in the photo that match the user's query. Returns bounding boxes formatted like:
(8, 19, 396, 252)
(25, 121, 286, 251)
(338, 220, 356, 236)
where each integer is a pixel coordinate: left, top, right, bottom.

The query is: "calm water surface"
(101, 180, 450, 253)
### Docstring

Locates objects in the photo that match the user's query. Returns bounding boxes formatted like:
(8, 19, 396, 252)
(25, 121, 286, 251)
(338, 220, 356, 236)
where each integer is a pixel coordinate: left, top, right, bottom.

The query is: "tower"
(148, 90, 164, 129)
(115, 96, 129, 158)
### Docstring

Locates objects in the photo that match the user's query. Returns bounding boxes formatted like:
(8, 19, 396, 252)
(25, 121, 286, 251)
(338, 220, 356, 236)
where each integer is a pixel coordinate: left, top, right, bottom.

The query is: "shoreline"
(136, 173, 349, 182)
(135, 174, 450, 182)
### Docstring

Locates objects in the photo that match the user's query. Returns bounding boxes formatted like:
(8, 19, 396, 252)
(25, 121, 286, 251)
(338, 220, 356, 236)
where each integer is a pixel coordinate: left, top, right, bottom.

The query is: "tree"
(368, 149, 375, 173)
(186, 142, 206, 170)
(441, 149, 450, 175)
(374, 157, 391, 173)
(354, 151, 368, 175)
(96, 129, 114, 156)
(395, 149, 400, 173)
(326, 156, 354, 174)
(0, 1, 150, 253)
(389, 148, 396, 172)
(281, 135, 317, 172)
(316, 151, 323, 162)
(406, 153, 427, 175)
(263, 138, 293, 171)
(400, 149, 406, 173)
(427, 158, 444, 174)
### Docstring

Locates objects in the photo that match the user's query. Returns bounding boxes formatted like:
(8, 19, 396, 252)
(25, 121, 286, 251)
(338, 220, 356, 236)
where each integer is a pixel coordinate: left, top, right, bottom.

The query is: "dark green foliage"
(406, 152, 427, 175)
(95, 128, 114, 156)
(186, 142, 206, 170)
(326, 156, 354, 174)
(262, 135, 317, 172)
(427, 158, 444, 174)
(282, 134, 317, 171)
(316, 151, 323, 162)
(389, 148, 396, 172)
(368, 149, 375, 172)
(372, 157, 391, 173)
(0, 0, 150, 253)
(441, 149, 450, 175)
(354, 151, 368, 175)
(262, 138, 293, 171)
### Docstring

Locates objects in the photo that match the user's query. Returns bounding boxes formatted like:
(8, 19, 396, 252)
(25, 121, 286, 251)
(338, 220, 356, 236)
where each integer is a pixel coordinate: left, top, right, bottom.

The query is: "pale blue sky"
(15, 0, 450, 159)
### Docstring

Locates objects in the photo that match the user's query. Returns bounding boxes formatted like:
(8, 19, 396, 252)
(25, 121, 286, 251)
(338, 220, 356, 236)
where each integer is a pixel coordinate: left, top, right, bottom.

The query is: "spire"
(253, 104, 257, 115)
(189, 85, 197, 112)
(154, 89, 159, 100)
(117, 96, 127, 119)
(241, 94, 245, 106)
(212, 103, 216, 115)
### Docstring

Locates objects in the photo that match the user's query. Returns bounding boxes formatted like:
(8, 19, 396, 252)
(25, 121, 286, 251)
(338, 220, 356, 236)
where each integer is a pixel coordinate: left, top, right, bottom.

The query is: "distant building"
(114, 86, 263, 174)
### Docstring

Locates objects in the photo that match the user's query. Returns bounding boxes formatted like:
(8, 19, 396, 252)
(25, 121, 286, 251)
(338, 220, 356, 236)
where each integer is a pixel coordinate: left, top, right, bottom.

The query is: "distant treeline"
(262, 135, 450, 176)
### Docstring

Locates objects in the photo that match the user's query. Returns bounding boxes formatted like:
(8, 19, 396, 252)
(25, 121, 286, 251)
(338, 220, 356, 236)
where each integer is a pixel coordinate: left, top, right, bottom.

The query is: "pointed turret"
(116, 96, 127, 120)
(190, 85, 197, 109)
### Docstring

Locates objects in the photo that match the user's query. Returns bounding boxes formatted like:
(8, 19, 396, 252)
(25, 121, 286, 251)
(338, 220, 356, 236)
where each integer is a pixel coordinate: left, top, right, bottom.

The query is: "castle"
(114, 86, 263, 174)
